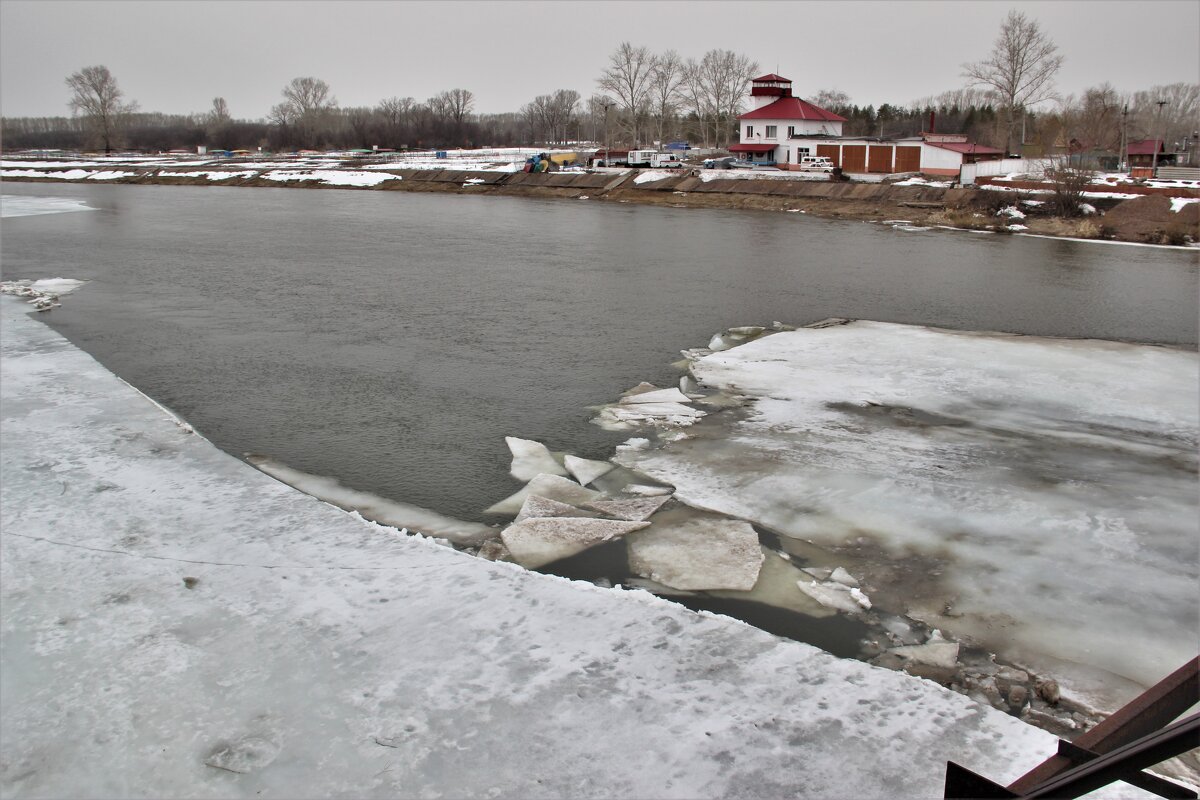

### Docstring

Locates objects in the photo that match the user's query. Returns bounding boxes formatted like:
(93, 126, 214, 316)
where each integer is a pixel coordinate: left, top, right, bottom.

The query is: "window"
(798, 148, 810, 157)
(787, 126, 796, 138)
(745, 126, 753, 138)
(766, 125, 777, 138)
(785, 149, 791, 163)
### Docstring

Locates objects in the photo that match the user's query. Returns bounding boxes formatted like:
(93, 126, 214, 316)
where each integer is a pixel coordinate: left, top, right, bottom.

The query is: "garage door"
(895, 146, 921, 172)
(816, 144, 840, 167)
(841, 145, 866, 173)
(868, 145, 893, 173)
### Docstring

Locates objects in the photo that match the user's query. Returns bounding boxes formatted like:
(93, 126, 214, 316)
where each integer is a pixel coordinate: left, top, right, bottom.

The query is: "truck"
(627, 150, 686, 169)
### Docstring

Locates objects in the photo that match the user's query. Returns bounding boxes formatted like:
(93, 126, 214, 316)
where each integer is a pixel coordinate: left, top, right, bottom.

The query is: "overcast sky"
(2, 0, 1197, 120)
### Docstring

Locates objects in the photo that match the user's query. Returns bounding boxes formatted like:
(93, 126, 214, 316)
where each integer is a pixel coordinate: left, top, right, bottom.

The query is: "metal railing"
(945, 656, 1200, 799)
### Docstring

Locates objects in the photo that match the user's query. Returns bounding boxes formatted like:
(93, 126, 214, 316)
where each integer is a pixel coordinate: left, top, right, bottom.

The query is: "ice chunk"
(514, 495, 597, 523)
(584, 495, 671, 522)
(624, 484, 673, 497)
(830, 567, 859, 587)
(795, 579, 867, 614)
(484, 473, 601, 516)
(617, 438, 650, 451)
(619, 388, 693, 405)
(627, 514, 763, 591)
(710, 547, 836, 617)
(606, 403, 705, 423)
(563, 454, 614, 486)
(889, 632, 960, 669)
(622, 382, 660, 398)
(727, 326, 765, 337)
(501, 517, 649, 569)
(506, 436, 567, 481)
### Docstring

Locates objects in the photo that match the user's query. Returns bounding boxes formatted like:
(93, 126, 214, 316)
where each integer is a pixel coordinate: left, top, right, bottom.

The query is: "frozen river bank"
(1, 299, 1107, 799)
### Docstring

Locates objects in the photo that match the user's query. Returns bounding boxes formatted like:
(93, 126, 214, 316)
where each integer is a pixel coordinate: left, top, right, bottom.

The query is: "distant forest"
(4, 34, 1197, 158)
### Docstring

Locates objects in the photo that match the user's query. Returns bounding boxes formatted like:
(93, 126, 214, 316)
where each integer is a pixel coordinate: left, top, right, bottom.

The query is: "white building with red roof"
(731, 73, 1006, 176)
(731, 74, 846, 167)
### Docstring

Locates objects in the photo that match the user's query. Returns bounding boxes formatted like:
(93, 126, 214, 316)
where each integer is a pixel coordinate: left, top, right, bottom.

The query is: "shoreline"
(5, 167, 1198, 248)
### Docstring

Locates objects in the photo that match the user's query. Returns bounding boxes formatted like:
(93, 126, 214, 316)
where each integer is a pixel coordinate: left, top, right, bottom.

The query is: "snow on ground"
(1, 194, 94, 218)
(260, 169, 401, 186)
(891, 176, 953, 187)
(616, 321, 1199, 713)
(1, 301, 1104, 798)
(157, 170, 259, 181)
(1, 168, 136, 181)
(1171, 197, 1200, 212)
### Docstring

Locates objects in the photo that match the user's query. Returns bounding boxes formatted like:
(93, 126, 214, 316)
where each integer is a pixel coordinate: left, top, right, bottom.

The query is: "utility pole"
(1119, 104, 1129, 173)
(1151, 100, 1168, 174)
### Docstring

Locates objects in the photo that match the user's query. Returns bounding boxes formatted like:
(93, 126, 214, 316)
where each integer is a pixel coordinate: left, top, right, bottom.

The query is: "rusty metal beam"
(1007, 656, 1200, 793)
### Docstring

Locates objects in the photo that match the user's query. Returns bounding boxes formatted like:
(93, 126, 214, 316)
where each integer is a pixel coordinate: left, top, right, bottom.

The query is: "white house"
(730, 74, 1005, 176)
(730, 74, 846, 167)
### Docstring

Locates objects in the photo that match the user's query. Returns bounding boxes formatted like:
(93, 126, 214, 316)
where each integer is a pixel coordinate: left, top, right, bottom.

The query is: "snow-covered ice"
(484, 472, 601, 516)
(626, 510, 764, 591)
(616, 320, 1199, 712)
(501, 517, 650, 569)
(4, 300, 1107, 798)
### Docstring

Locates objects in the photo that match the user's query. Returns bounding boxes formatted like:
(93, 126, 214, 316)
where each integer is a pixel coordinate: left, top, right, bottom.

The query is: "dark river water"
(3, 182, 1197, 525)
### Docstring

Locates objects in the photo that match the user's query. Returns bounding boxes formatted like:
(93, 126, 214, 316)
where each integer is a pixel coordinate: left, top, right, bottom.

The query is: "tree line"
(3, 20, 1197, 160)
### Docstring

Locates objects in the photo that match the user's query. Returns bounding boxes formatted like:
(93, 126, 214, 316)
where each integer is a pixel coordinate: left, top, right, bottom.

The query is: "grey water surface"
(3, 182, 1196, 524)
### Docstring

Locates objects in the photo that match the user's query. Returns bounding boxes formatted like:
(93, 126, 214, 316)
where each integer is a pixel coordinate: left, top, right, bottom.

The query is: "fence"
(960, 158, 1056, 185)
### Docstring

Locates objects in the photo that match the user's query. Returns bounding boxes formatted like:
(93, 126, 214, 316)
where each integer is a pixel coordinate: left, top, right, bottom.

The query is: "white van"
(650, 152, 686, 169)
(798, 156, 835, 173)
(627, 150, 658, 168)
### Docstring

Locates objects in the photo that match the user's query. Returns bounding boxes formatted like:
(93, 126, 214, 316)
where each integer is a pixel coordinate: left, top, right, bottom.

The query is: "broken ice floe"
(505, 436, 568, 481)
(484, 473, 601, 516)
(887, 630, 960, 669)
(583, 494, 671, 522)
(501, 517, 650, 569)
(1, 278, 86, 312)
(795, 577, 873, 614)
(615, 319, 1199, 709)
(563, 454, 614, 486)
(514, 495, 598, 523)
(626, 511, 763, 591)
(619, 387, 693, 405)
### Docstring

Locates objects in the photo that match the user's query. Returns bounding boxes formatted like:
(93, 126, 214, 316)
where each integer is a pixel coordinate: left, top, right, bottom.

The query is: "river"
(2, 181, 1196, 526)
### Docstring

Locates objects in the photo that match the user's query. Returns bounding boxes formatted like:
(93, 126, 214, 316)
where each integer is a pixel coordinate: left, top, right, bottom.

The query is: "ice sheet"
(1, 195, 94, 218)
(0, 301, 1164, 800)
(617, 321, 1199, 709)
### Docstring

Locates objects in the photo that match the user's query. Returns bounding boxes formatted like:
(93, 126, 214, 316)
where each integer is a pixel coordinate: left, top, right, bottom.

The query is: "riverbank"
(0, 296, 1071, 798)
(4, 162, 1198, 246)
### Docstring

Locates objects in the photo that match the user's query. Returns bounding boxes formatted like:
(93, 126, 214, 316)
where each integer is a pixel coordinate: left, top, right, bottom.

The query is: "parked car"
(798, 156, 836, 173)
(703, 156, 737, 169)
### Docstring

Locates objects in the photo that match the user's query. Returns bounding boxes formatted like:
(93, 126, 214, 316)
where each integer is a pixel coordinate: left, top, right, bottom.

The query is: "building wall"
(919, 143, 964, 175)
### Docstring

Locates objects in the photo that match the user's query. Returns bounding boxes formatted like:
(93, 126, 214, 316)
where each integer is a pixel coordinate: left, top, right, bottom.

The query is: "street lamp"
(603, 102, 613, 167)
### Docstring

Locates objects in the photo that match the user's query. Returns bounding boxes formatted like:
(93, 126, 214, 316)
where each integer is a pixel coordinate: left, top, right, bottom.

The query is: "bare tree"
(65, 65, 138, 153)
(443, 88, 474, 128)
(282, 77, 337, 115)
(811, 89, 851, 112)
(963, 10, 1063, 154)
(679, 58, 714, 147)
(206, 97, 232, 146)
(597, 42, 656, 145)
(650, 50, 685, 146)
(271, 77, 338, 148)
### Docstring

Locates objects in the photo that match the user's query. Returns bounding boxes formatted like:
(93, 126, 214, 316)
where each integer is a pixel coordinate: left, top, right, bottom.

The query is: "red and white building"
(730, 74, 846, 167)
(731, 74, 1004, 176)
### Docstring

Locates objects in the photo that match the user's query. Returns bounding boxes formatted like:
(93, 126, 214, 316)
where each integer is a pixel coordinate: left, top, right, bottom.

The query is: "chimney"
(929, 111, 936, 133)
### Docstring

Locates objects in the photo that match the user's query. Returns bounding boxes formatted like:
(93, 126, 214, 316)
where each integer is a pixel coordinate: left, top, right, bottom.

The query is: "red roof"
(752, 73, 790, 83)
(927, 141, 1005, 155)
(728, 143, 777, 153)
(1127, 139, 1164, 155)
(740, 97, 846, 122)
